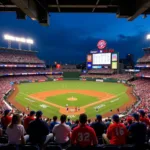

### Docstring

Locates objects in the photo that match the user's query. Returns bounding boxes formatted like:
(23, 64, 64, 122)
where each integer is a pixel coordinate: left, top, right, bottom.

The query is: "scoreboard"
(93, 53, 111, 65)
(87, 52, 118, 70)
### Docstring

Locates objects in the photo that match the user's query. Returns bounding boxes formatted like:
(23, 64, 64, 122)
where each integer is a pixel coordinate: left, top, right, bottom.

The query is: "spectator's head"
(60, 114, 67, 123)
(30, 111, 35, 117)
(9, 114, 21, 128)
(96, 115, 102, 122)
(112, 114, 119, 123)
(127, 117, 133, 124)
(4, 109, 11, 116)
(75, 119, 79, 124)
(79, 113, 87, 124)
(132, 113, 140, 121)
(36, 111, 43, 119)
(88, 119, 91, 124)
(139, 109, 145, 117)
(53, 116, 57, 122)
(68, 118, 70, 122)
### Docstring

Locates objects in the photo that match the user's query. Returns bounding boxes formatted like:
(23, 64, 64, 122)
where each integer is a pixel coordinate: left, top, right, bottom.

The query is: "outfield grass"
(15, 81, 129, 119)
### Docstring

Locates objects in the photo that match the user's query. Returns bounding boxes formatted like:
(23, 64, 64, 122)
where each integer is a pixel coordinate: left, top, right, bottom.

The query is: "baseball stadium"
(1, 0, 150, 150)
(4, 42, 136, 120)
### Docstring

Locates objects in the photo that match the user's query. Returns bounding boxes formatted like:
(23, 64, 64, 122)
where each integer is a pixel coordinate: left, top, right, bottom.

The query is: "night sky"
(0, 12, 150, 64)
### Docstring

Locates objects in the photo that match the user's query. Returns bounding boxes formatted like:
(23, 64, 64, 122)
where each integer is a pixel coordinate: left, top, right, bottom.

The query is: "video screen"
(87, 55, 92, 62)
(92, 53, 111, 65)
(112, 54, 117, 61)
(112, 62, 117, 69)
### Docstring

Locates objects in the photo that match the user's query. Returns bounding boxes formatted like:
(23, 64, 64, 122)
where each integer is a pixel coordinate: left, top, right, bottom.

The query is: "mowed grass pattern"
(16, 81, 129, 119)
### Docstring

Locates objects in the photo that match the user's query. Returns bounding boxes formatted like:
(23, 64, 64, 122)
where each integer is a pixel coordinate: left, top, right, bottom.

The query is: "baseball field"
(8, 81, 136, 119)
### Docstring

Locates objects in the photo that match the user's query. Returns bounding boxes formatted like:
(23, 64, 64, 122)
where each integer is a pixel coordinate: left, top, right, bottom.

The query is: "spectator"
(49, 116, 59, 132)
(129, 113, 147, 145)
(0, 128, 3, 137)
(52, 114, 71, 148)
(139, 109, 150, 126)
(71, 120, 79, 130)
(71, 113, 98, 147)
(46, 118, 51, 126)
(24, 111, 35, 131)
(6, 114, 26, 144)
(103, 114, 128, 145)
(27, 111, 52, 145)
(126, 116, 133, 130)
(105, 118, 111, 128)
(66, 118, 72, 127)
(1, 110, 12, 130)
(91, 115, 106, 138)
(87, 119, 91, 126)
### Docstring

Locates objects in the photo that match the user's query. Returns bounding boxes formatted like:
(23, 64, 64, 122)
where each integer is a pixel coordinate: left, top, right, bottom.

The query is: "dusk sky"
(0, 12, 150, 64)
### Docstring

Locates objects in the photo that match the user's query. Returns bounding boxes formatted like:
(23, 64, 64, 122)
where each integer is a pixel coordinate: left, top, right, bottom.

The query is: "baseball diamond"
(7, 81, 136, 119)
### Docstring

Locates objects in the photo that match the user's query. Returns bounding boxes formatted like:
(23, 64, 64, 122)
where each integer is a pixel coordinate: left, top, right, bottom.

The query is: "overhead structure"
(0, 0, 150, 26)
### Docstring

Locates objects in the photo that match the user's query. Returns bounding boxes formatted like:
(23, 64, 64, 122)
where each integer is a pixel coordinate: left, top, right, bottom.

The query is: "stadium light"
(3, 34, 34, 49)
(146, 34, 150, 40)
(3, 34, 34, 44)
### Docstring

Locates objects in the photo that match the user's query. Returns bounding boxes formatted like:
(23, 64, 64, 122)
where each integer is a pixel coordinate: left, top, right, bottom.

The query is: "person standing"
(103, 114, 128, 145)
(91, 115, 106, 138)
(129, 113, 147, 146)
(27, 111, 52, 145)
(1, 110, 12, 130)
(6, 114, 26, 144)
(52, 114, 71, 148)
(71, 113, 98, 147)
(24, 111, 35, 131)
(49, 116, 59, 132)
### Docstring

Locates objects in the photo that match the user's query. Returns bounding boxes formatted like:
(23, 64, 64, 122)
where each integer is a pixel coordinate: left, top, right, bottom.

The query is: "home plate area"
(59, 106, 85, 115)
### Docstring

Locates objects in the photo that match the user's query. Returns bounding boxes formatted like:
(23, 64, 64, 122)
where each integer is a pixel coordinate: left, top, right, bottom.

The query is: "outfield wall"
(63, 72, 80, 80)
(80, 77, 127, 84)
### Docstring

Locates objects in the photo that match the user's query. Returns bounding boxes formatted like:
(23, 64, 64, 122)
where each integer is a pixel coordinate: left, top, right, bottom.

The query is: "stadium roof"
(1, 0, 150, 26)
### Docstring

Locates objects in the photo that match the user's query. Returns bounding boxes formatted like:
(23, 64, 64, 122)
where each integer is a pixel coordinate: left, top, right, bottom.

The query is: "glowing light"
(3, 34, 34, 44)
(146, 34, 150, 39)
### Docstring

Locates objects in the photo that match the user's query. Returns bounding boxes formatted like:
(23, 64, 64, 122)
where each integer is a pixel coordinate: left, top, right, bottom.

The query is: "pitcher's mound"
(67, 96, 77, 101)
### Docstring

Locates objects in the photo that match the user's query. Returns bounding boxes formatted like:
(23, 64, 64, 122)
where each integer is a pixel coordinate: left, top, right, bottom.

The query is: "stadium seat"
(0, 144, 16, 150)
(45, 144, 62, 150)
(0, 136, 8, 144)
(67, 145, 102, 150)
(102, 145, 120, 150)
(18, 144, 40, 150)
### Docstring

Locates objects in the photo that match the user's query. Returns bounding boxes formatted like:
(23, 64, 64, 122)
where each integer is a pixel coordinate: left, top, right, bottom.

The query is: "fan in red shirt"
(139, 110, 150, 126)
(24, 111, 36, 130)
(71, 113, 98, 147)
(106, 114, 128, 145)
(1, 110, 12, 130)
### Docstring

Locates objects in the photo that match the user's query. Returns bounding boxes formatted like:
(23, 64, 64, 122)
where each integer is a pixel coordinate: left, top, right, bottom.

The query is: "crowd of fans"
(0, 75, 48, 101)
(88, 69, 114, 74)
(0, 109, 150, 150)
(136, 70, 150, 77)
(0, 52, 44, 64)
(131, 79, 150, 109)
(137, 54, 150, 63)
(81, 74, 133, 81)
(0, 68, 51, 75)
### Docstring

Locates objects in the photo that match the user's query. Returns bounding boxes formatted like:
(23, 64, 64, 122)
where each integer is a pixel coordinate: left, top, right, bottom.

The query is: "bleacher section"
(88, 69, 114, 74)
(0, 48, 51, 110)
